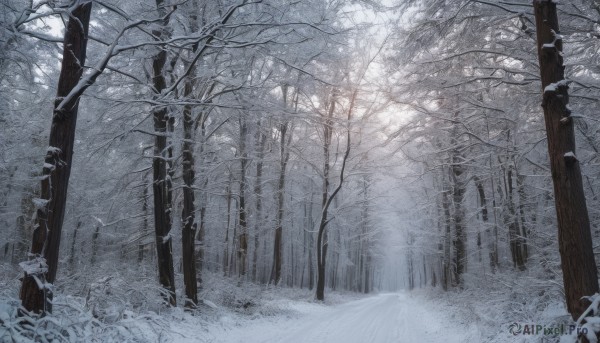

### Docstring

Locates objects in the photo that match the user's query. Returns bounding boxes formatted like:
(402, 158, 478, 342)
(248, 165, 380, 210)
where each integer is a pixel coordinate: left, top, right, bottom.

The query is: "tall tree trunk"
(360, 175, 370, 293)
(139, 176, 149, 264)
(230, 202, 238, 277)
(474, 175, 498, 274)
(364, 251, 371, 293)
(450, 124, 466, 288)
(68, 221, 81, 271)
(533, 0, 599, 319)
(151, 0, 176, 306)
(441, 173, 452, 291)
(196, 113, 208, 286)
(179, 1, 200, 308)
(316, 94, 335, 300)
(308, 190, 315, 291)
(181, 68, 198, 308)
(301, 197, 309, 288)
(238, 118, 248, 278)
(223, 176, 233, 276)
(252, 120, 266, 282)
(407, 238, 414, 290)
(271, 85, 291, 285)
(506, 166, 526, 270)
(489, 165, 500, 270)
(516, 172, 530, 261)
(19, 1, 92, 314)
(316, 89, 354, 300)
(473, 176, 486, 263)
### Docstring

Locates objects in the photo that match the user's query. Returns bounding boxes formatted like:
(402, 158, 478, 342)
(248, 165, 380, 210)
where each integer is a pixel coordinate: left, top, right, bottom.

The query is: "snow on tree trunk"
(151, 0, 176, 307)
(533, 0, 599, 320)
(19, 1, 92, 314)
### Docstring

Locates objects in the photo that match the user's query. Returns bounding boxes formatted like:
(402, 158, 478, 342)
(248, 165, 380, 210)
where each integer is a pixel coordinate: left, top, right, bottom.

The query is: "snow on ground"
(170, 292, 482, 343)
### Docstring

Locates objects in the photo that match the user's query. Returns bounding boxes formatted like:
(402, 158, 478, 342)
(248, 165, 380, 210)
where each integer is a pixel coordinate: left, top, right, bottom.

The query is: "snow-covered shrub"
(84, 275, 165, 323)
(0, 294, 170, 343)
(208, 281, 261, 314)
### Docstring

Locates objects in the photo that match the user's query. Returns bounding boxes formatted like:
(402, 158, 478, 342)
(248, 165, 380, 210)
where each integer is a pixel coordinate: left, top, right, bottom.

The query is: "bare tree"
(316, 89, 355, 300)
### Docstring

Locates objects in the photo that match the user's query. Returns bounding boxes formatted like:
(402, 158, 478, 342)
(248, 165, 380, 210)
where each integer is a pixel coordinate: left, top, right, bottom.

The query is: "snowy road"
(183, 292, 482, 343)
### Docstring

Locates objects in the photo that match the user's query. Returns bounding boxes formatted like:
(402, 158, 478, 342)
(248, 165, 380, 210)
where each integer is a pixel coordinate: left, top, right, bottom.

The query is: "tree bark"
(271, 85, 292, 284)
(252, 119, 266, 282)
(151, 0, 176, 306)
(271, 84, 291, 285)
(516, 172, 529, 262)
(223, 177, 233, 276)
(68, 221, 81, 271)
(316, 89, 354, 301)
(139, 177, 149, 264)
(450, 120, 466, 288)
(441, 173, 452, 291)
(506, 166, 526, 270)
(19, 1, 92, 314)
(196, 113, 209, 286)
(179, 0, 200, 308)
(316, 94, 335, 300)
(238, 118, 249, 278)
(533, 0, 599, 320)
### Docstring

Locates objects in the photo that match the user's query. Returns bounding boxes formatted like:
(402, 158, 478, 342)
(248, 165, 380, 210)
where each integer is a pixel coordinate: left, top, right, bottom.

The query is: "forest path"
(193, 292, 483, 343)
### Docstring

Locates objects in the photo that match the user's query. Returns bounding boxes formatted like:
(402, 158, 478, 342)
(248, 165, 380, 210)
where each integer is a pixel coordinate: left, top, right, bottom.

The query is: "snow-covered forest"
(2, 0, 600, 342)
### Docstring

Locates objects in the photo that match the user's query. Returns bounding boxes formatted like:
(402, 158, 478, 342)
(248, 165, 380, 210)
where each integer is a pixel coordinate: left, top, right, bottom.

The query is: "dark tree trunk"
(238, 118, 248, 278)
(19, 2, 92, 314)
(308, 233, 315, 290)
(516, 173, 530, 261)
(316, 95, 335, 300)
(450, 125, 466, 288)
(271, 85, 291, 285)
(181, 74, 197, 308)
(68, 221, 81, 271)
(474, 178, 484, 262)
(151, 0, 176, 306)
(474, 176, 498, 273)
(316, 228, 328, 300)
(533, 0, 599, 320)
(506, 167, 526, 270)
(180, 1, 200, 308)
(223, 177, 233, 276)
(230, 204, 238, 276)
(252, 120, 266, 282)
(139, 177, 149, 264)
(441, 177, 452, 291)
(181, 110, 197, 307)
(360, 175, 370, 293)
(196, 114, 208, 286)
(316, 90, 354, 301)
